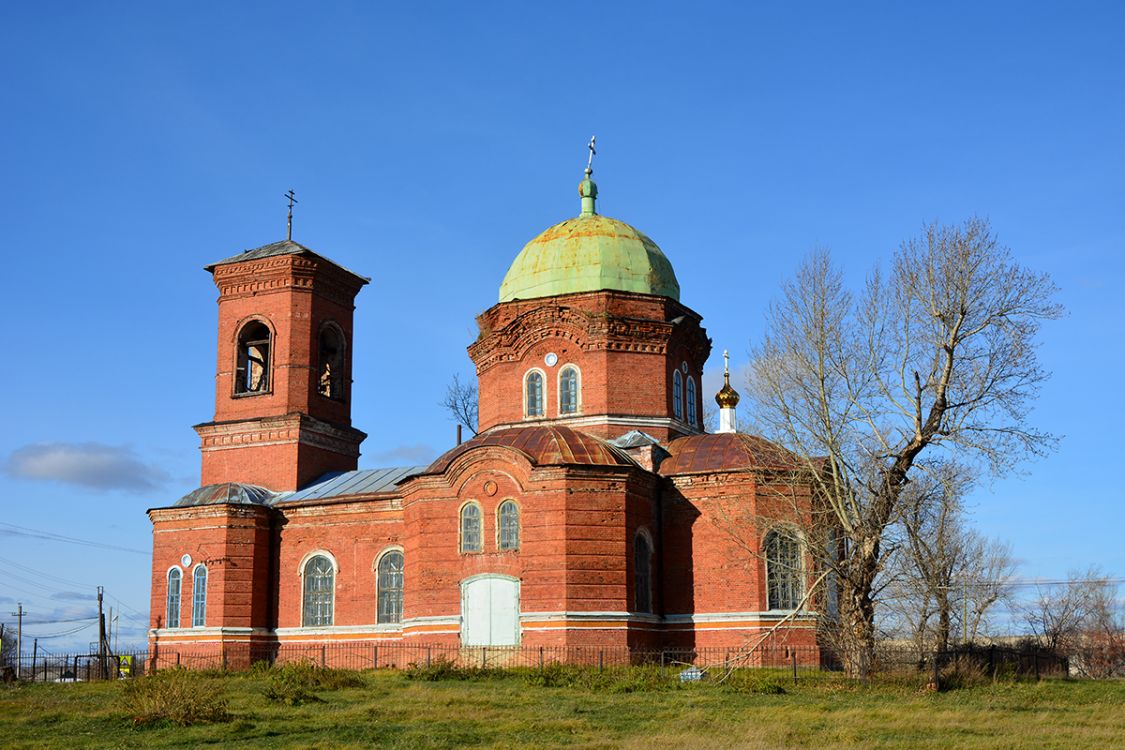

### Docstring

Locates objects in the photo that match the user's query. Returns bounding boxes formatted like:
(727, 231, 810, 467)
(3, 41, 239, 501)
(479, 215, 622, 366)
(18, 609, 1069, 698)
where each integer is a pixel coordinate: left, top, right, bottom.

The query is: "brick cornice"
(212, 255, 365, 307)
(469, 290, 708, 373)
(194, 413, 366, 457)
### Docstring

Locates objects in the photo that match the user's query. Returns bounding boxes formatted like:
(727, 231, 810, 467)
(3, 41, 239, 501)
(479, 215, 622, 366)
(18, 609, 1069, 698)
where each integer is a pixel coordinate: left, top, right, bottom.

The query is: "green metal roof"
(498, 212, 680, 303)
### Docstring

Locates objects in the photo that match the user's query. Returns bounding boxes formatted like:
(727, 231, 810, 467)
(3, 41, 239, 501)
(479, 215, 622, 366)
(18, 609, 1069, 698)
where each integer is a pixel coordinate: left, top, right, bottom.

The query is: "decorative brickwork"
(149, 226, 821, 666)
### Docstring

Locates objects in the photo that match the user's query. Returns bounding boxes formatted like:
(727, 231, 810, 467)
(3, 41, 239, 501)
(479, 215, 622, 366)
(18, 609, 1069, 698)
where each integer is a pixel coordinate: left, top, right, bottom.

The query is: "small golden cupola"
(715, 349, 740, 433)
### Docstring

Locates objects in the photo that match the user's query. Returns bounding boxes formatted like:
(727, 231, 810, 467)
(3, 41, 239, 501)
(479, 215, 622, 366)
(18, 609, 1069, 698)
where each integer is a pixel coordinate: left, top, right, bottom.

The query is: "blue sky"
(1, 2, 1122, 650)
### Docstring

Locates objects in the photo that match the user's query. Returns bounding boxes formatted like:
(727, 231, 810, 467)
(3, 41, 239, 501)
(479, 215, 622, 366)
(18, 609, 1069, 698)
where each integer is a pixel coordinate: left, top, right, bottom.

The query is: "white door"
(461, 576, 520, 646)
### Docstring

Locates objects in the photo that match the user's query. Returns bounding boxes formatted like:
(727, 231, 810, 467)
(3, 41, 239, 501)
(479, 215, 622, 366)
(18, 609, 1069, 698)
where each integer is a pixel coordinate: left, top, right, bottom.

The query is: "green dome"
(498, 180, 680, 303)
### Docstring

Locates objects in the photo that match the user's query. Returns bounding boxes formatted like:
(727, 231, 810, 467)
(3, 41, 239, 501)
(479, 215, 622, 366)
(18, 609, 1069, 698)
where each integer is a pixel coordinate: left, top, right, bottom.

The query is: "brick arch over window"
(165, 567, 182, 628)
(317, 321, 346, 401)
(764, 527, 804, 611)
(234, 318, 273, 395)
(497, 499, 520, 551)
(191, 564, 208, 628)
(634, 528, 654, 614)
(375, 547, 404, 625)
(460, 501, 483, 553)
(524, 369, 546, 418)
(558, 365, 581, 415)
(299, 551, 337, 626)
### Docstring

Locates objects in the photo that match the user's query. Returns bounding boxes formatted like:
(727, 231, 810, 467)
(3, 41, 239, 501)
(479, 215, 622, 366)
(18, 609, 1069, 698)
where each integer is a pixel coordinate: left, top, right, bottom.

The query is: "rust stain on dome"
(660, 432, 802, 475)
(425, 425, 635, 474)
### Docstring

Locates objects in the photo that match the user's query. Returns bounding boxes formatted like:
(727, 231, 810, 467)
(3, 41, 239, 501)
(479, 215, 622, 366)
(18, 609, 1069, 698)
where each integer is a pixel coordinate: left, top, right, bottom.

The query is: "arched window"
(634, 531, 653, 613)
(191, 565, 207, 628)
(376, 550, 404, 625)
(235, 320, 271, 394)
(498, 500, 520, 551)
(302, 555, 335, 626)
(460, 503, 482, 553)
(317, 324, 345, 401)
(765, 529, 803, 611)
(559, 366, 580, 415)
(166, 568, 182, 628)
(686, 376, 698, 427)
(672, 370, 683, 420)
(525, 370, 545, 417)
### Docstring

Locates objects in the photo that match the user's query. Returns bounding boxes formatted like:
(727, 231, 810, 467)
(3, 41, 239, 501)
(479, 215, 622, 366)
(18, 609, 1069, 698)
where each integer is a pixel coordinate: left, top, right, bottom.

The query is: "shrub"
(263, 662, 365, 705)
(120, 668, 231, 726)
(403, 658, 507, 682)
(939, 656, 988, 691)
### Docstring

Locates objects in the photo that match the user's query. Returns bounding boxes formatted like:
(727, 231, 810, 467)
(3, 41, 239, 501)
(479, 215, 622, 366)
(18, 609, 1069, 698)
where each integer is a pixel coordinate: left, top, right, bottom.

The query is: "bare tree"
(747, 218, 1061, 676)
(1023, 567, 1123, 676)
(881, 466, 1015, 658)
(441, 373, 479, 436)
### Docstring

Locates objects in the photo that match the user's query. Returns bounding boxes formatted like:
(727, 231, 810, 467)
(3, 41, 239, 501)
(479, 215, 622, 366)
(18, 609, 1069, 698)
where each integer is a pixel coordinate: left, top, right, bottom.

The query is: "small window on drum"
(672, 370, 683, 420)
(686, 376, 698, 426)
(559, 366, 580, 415)
(525, 370, 545, 418)
(235, 321, 271, 394)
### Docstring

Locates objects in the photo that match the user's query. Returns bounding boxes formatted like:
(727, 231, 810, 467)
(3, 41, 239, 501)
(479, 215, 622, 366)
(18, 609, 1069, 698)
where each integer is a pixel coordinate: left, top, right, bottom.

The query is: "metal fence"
(1, 641, 1069, 683)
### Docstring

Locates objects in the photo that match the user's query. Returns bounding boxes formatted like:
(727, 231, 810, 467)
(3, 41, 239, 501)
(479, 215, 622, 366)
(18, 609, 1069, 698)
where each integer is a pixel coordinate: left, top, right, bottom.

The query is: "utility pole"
(11, 603, 24, 679)
(97, 587, 106, 679)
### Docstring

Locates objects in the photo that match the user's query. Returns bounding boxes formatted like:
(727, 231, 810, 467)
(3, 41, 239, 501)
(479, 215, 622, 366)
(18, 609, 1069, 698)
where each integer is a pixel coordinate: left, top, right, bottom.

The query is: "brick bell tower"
(194, 238, 369, 492)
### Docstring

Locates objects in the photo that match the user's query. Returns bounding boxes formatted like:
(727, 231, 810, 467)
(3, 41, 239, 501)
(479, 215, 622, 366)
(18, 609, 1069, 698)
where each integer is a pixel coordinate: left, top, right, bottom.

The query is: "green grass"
(1, 666, 1122, 749)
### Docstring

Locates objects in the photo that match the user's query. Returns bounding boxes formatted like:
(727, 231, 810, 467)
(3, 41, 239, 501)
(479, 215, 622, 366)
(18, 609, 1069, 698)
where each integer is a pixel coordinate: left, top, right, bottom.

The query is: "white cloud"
(4, 442, 169, 492)
(366, 443, 437, 465)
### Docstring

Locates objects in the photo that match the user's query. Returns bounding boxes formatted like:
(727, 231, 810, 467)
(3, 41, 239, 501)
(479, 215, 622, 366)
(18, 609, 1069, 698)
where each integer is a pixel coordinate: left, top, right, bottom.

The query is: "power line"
(0, 522, 147, 555)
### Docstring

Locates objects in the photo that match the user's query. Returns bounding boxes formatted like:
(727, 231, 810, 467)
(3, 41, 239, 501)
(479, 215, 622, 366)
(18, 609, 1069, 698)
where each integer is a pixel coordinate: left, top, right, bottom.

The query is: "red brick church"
(148, 163, 820, 666)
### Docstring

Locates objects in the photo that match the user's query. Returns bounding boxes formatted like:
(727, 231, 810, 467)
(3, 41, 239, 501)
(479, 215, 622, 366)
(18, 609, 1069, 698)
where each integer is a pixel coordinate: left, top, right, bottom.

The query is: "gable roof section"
(278, 466, 427, 503)
(204, 239, 371, 284)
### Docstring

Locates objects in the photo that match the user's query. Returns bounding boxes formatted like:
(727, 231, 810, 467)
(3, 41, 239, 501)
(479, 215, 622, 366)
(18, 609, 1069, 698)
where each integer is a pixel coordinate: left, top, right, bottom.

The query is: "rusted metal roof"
(425, 425, 636, 474)
(203, 239, 371, 283)
(278, 466, 426, 503)
(173, 482, 277, 507)
(659, 432, 802, 475)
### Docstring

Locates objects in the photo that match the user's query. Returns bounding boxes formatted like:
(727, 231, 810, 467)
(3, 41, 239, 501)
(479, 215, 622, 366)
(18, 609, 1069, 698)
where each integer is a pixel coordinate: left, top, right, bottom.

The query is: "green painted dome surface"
(499, 214, 680, 303)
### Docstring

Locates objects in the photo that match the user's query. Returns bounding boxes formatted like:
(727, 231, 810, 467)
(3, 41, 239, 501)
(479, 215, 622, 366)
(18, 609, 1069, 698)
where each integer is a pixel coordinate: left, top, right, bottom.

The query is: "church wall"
(274, 499, 403, 634)
(661, 471, 819, 657)
(148, 505, 275, 668)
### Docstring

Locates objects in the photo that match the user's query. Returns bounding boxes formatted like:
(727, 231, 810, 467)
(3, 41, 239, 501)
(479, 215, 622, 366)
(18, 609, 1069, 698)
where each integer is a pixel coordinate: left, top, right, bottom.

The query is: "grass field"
(1, 664, 1122, 749)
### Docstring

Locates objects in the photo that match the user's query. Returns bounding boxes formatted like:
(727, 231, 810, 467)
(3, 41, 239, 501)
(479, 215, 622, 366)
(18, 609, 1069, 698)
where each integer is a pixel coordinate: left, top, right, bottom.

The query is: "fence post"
(426, 647, 432, 669)
(480, 647, 485, 669)
(321, 644, 326, 668)
(222, 645, 228, 671)
(176, 652, 181, 668)
(73, 655, 78, 681)
(538, 646, 544, 670)
(792, 650, 798, 686)
(373, 645, 379, 670)
(598, 649, 604, 673)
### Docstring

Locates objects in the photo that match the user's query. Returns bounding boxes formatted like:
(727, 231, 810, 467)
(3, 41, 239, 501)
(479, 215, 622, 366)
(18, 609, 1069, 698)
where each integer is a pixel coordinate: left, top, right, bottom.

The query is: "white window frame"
(524, 368, 547, 418)
(672, 370, 683, 420)
(558, 365, 581, 415)
(375, 547, 404, 625)
(165, 566, 182, 629)
(764, 527, 805, 611)
(686, 375, 697, 426)
(497, 499, 521, 551)
(299, 550, 338, 627)
(460, 501, 484, 553)
(191, 564, 207, 628)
